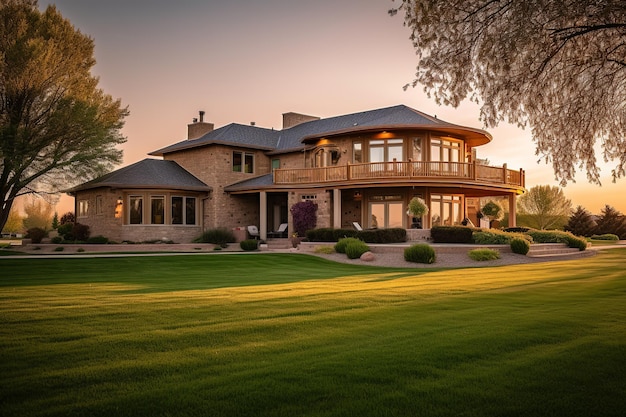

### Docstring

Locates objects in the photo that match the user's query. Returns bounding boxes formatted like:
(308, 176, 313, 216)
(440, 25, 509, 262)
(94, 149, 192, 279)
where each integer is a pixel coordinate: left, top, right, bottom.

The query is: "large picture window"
(430, 137, 462, 163)
(233, 151, 254, 173)
(151, 196, 165, 224)
(369, 195, 404, 229)
(369, 138, 403, 162)
(430, 194, 462, 226)
(172, 196, 196, 225)
(129, 196, 143, 224)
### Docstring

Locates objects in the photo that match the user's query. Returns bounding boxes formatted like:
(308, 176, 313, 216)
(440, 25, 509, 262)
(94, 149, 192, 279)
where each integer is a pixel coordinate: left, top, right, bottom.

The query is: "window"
(272, 159, 280, 171)
(233, 151, 254, 173)
(129, 196, 143, 224)
(353, 142, 362, 163)
(78, 200, 89, 217)
(151, 196, 165, 224)
(369, 195, 404, 229)
(431, 137, 462, 163)
(95, 195, 103, 215)
(369, 138, 403, 162)
(430, 194, 462, 226)
(172, 196, 196, 225)
(412, 137, 423, 161)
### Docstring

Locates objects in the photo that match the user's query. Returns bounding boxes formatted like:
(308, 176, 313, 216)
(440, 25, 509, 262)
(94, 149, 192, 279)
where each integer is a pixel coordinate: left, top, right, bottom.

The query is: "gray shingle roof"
(67, 159, 211, 193)
(223, 174, 274, 192)
(149, 104, 491, 157)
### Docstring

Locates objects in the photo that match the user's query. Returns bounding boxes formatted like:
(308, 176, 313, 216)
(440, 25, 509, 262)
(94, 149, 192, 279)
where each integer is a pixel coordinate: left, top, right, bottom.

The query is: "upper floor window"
(271, 159, 280, 171)
(233, 151, 254, 173)
(431, 137, 462, 163)
(412, 137, 424, 161)
(369, 138, 403, 162)
(353, 142, 362, 163)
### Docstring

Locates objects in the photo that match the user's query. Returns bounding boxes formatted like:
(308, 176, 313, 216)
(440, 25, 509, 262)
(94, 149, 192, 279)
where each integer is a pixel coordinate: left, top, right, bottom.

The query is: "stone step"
(527, 243, 581, 257)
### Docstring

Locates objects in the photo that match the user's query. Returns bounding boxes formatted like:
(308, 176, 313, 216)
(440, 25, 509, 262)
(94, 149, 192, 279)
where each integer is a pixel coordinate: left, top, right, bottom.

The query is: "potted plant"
(481, 200, 503, 228)
(407, 197, 429, 229)
(290, 232, 301, 248)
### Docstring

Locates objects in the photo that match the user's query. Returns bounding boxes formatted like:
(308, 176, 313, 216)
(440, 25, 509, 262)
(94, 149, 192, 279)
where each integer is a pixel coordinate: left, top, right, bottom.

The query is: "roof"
(223, 174, 275, 192)
(66, 159, 212, 193)
(149, 104, 492, 157)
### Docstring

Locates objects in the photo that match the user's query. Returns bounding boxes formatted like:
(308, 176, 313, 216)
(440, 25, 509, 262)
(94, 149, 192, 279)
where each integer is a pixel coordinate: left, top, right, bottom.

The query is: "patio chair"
(247, 225, 260, 240)
(268, 223, 288, 238)
(352, 222, 363, 231)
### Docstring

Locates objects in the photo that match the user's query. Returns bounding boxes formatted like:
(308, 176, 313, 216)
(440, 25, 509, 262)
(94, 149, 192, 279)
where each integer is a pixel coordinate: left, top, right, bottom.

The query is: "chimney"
(282, 112, 320, 129)
(187, 110, 214, 140)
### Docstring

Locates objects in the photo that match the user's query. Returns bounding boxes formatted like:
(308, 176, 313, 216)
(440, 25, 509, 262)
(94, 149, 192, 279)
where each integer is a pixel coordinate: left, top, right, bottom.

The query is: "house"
(68, 105, 525, 242)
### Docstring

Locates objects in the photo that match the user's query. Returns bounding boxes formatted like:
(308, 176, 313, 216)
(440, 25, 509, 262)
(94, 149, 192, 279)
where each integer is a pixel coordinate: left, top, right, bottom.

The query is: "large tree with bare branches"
(390, 0, 626, 185)
(0, 0, 128, 231)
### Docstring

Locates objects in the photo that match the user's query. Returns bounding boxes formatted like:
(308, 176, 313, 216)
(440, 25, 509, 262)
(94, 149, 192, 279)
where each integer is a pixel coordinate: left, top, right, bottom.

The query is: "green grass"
(1, 251, 625, 417)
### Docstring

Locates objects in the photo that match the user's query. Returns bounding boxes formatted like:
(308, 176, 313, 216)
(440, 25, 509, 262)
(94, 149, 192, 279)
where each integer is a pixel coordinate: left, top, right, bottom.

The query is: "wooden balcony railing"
(273, 161, 525, 187)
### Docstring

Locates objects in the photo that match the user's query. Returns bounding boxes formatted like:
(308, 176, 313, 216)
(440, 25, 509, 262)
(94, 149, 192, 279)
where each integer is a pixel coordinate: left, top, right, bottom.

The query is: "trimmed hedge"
(526, 230, 588, 251)
(308, 228, 406, 244)
(590, 234, 619, 241)
(473, 229, 532, 245)
(194, 228, 236, 245)
(430, 226, 474, 243)
(404, 244, 436, 264)
(345, 240, 370, 259)
(87, 235, 109, 244)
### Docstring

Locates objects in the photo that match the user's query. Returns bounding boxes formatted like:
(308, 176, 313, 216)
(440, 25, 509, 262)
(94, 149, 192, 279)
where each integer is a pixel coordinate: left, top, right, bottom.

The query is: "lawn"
(1, 250, 625, 417)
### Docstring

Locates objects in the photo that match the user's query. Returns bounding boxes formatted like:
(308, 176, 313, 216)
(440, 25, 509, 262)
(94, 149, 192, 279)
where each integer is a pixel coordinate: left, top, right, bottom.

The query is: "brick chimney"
(187, 110, 214, 140)
(282, 112, 320, 129)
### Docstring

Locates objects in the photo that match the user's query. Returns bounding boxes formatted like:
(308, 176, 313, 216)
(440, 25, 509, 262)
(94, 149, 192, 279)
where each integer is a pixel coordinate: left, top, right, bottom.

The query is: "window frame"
(233, 151, 254, 173)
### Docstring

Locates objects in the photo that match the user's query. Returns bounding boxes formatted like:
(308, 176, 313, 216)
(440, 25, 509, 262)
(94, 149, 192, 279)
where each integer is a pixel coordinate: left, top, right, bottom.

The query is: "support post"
(508, 194, 517, 227)
(260, 191, 267, 240)
(333, 189, 341, 228)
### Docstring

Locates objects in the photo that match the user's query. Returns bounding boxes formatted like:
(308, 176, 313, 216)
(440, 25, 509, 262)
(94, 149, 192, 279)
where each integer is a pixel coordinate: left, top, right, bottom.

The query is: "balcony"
(274, 161, 525, 188)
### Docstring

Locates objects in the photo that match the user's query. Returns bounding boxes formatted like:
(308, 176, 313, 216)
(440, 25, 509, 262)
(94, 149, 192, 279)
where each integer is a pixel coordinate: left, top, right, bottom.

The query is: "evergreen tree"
(594, 205, 626, 239)
(564, 206, 596, 237)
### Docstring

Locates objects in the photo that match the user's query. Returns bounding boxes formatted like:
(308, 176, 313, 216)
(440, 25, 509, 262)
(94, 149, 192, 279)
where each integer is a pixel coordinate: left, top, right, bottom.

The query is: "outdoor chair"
(352, 222, 363, 231)
(268, 223, 288, 238)
(247, 225, 260, 240)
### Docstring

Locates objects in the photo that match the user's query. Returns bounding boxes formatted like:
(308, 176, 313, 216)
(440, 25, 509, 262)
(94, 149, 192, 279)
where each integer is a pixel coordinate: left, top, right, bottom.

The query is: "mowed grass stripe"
(1, 250, 625, 416)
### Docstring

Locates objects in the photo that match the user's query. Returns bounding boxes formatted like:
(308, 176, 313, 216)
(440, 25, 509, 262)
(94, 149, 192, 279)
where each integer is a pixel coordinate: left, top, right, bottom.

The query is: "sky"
(39, 0, 626, 215)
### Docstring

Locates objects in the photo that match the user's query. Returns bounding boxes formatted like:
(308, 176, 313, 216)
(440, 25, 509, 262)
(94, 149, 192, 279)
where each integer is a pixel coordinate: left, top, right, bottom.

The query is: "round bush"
(404, 244, 436, 264)
(239, 239, 259, 251)
(468, 248, 500, 261)
(195, 228, 236, 245)
(25, 227, 46, 244)
(87, 235, 109, 244)
(510, 237, 530, 255)
(51, 236, 63, 244)
(344, 240, 370, 259)
(334, 237, 363, 254)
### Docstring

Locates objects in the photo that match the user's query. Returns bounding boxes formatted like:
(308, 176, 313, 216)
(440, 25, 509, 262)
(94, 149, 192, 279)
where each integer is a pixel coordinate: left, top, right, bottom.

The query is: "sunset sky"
(40, 0, 625, 215)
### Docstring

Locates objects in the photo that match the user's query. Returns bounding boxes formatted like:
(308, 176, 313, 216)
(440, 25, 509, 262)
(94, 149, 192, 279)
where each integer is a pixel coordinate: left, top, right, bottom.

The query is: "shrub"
(290, 200, 318, 237)
(590, 234, 619, 241)
(313, 245, 335, 254)
(526, 229, 588, 251)
(510, 237, 531, 255)
(57, 223, 74, 240)
(335, 237, 362, 254)
(430, 226, 474, 243)
(194, 228, 236, 245)
(468, 248, 500, 261)
(473, 229, 531, 245)
(345, 240, 370, 259)
(404, 244, 436, 264)
(25, 227, 46, 244)
(357, 228, 407, 243)
(72, 223, 91, 241)
(87, 235, 109, 244)
(60, 212, 75, 225)
(51, 236, 63, 244)
(503, 227, 531, 233)
(239, 239, 258, 251)
(54, 246, 64, 252)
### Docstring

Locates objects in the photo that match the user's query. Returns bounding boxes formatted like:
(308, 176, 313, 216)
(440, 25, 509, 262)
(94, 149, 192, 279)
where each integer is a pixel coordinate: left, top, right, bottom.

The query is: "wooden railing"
(274, 161, 525, 187)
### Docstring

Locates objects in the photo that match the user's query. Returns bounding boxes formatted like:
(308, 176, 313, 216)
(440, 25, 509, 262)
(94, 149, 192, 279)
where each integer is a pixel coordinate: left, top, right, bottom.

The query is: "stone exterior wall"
(74, 188, 123, 241)
(287, 188, 332, 233)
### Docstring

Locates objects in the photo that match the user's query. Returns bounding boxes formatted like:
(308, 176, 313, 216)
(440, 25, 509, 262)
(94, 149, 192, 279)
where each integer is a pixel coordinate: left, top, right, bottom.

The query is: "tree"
(22, 196, 53, 230)
(290, 200, 317, 237)
(390, 1, 626, 185)
(565, 206, 596, 237)
(1, 205, 22, 234)
(481, 200, 503, 228)
(594, 205, 626, 239)
(0, 0, 128, 232)
(517, 185, 572, 230)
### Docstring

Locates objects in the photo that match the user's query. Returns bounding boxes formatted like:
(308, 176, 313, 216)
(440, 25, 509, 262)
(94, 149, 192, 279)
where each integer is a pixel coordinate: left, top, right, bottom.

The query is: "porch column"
(260, 191, 267, 240)
(508, 194, 517, 227)
(333, 189, 341, 228)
